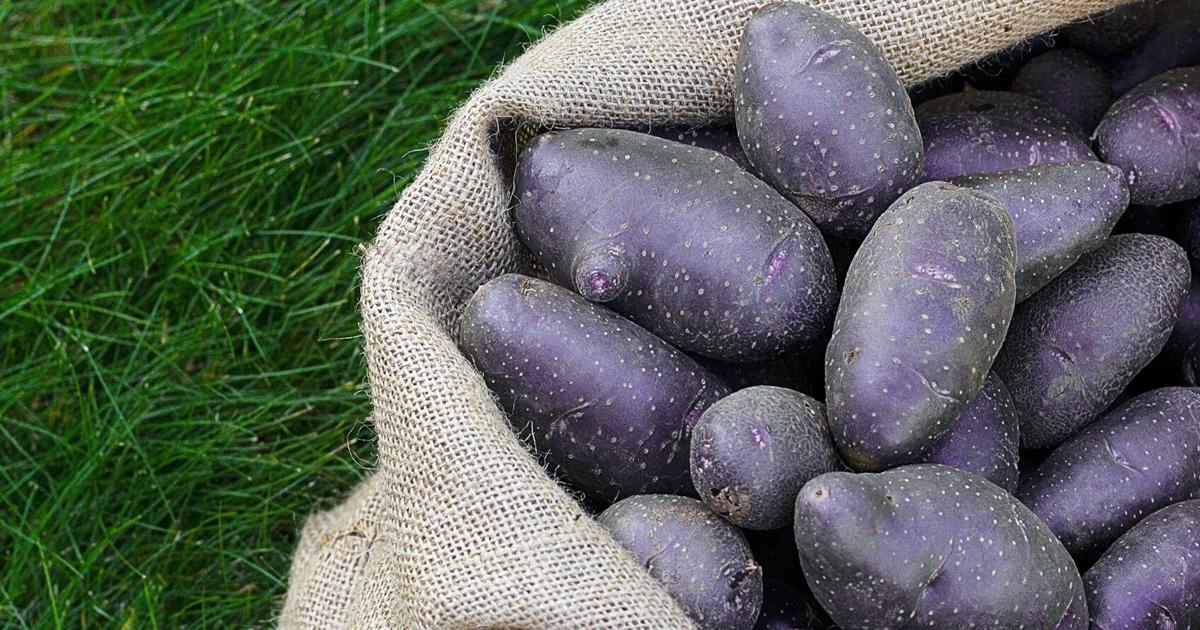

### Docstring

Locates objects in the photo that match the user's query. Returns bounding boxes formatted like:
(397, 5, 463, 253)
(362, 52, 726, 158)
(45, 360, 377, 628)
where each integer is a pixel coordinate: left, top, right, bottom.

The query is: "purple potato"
(690, 386, 843, 529)
(598, 494, 763, 630)
(459, 274, 729, 500)
(734, 2, 922, 239)
(1012, 49, 1114, 133)
(1140, 275, 1200, 388)
(995, 234, 1190, 449)
(514, 128, 838, 362)
(1096, 67, 1200, 206)
(950, 161, 1129, 301)
(1105, 0, 1200, 95)
(919, 111, 1096, 181)
(915, 90, 1084, 138)
(644, 126, 755, 173)
(795, 465, 1087, 629)
(694, 353, 824, 400)
(1084, 499, 1200, 629)
(1017, 387, 1200, 558)
(920, 372, 1020, 492)
(1187, 343, 1200, 385)
(825, 182, 1016, 471)
(1063, 2, 1158, 57)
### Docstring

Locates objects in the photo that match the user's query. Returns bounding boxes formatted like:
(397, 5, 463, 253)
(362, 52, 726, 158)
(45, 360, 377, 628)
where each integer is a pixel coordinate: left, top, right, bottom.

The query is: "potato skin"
(919, 111, 1096, 181)
(514, 127, 838, 362)
(459, 274, 729, 500)
(915, 90, 1083, 138)
(644, 126, 755, 173)
(920, 372, 1020, 492)
(690, 386, 843, 530)
(1012, 48, 1114, 133)
(1096, 66, 1200, 206)
(949, 161, 1129, 301)
(1017, 388, 1200, 558)
(995, 234, 1190, 449)
(1104, 0, 1200, 95)
(734, 2, 922, 239)
(794, 465, 1087, 630)
(825, 182, 1016, 471)
(1084, 499, 1200, 629)
(598, 494, 763, 630)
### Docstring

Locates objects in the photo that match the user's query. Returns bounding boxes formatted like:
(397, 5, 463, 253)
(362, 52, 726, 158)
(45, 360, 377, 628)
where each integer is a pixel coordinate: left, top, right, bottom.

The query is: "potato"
(920, 372, 1020, 492)
(826, 182, 1016, 471)
(459, 274, 729, 500)
(994, 234, 1190, 449)
(795, 465, 1087, 629)
(515, 128, 839, 362)
(1017, 387, 1200, 557)
(1012, 48, 1114, 133)
(734, 2, 922, 238)
(599, 494, 763, 630)
(919, 111, 1096, 181)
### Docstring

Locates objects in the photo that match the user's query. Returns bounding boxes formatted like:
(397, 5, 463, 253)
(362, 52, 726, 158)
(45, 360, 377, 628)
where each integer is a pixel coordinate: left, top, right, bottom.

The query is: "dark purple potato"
(950, 161, 1129, 301)
(1181, 199, 1200, 266)
(963, 35, 1055, 89)
(690, 386, 842, 529)
(920, 372, 1020, 492)
(514, 128, 838, 362)
(1105, 0, 1200, 95)
(1011, 49, 1114, 133)
(919, 112, 1096, 181)
(1085, 499, 1200, 629)
(695, 353, 824, 400)
(795, 465, 1087, 629)
(1097, 67, 1200, 206)
(1017, 387, 1200, 558)
(915, 90, 1084, 138)
(1063, 2, 1158, 57)
(1187, 343, 1200, 385)
(734, 2, 922, 239)
(644, 126, 755, 173)
(598, 495, 763, 630)
(459, 274, 729, 500)
(994, 234, 1190, 449)
(825, 182, 1016, 471)
(1140, 275, 1200, 388)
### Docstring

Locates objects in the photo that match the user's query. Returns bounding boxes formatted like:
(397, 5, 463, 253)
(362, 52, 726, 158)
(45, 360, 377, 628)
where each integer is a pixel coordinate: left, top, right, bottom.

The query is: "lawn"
(0, 0, 589, 626)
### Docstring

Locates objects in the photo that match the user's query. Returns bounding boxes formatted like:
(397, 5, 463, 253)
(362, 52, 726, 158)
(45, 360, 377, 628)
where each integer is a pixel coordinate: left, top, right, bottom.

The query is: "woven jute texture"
(278, 0, 1129, 627)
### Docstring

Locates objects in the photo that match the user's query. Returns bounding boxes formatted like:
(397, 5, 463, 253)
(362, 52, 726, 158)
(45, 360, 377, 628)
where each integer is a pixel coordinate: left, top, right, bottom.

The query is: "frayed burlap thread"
(279, 0, 1130, 627)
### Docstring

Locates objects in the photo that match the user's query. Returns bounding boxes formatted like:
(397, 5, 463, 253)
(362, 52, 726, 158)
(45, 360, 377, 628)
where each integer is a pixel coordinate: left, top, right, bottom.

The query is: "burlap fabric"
(278, 0, 1130, 627)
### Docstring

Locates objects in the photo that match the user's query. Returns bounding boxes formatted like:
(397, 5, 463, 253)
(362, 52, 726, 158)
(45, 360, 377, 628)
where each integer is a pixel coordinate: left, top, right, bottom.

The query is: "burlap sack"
(278, 0, 1131, 627)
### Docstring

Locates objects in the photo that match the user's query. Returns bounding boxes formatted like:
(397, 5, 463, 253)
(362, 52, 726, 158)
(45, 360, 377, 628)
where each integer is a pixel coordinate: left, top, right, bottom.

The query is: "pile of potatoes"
(459, 1, 1200, 627)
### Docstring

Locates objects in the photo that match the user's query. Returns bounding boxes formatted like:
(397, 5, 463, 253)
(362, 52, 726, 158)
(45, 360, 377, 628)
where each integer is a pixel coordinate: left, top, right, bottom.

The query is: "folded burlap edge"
(278, 0, 1132, 627)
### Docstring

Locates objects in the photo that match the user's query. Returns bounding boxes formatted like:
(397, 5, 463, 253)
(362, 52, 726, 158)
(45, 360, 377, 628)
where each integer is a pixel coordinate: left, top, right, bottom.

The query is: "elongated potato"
(825, 182, 1016, 471)
(460, 274, 729, 500)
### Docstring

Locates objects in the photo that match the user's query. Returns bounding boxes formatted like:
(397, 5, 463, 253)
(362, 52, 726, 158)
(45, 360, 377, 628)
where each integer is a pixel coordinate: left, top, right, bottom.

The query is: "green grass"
(0, 0, 590, 626)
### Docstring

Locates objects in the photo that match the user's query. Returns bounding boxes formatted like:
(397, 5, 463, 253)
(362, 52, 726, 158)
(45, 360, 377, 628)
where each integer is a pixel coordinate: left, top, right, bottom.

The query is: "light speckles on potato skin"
(1012, 49, 1114, 134)
(1016, 388, 1200, 559)
(690, 386, 843, 530)
(733, 2, 922, 240)
(459, 274, 729, 500)
(919, 111, 1097, 182)
(794, 465, 1087, 630)
(1096, 66, 1200, 206)
(921, 372, 1020, 492)
(825, 182, 1017, 472)
(1103, 0, 1200, 96)
(514, 128, 839, 363)
(915, 90, 1084, 139)
(598, 494, 763, 630)
(950, 161, 1129, 302)
(644, 126, 756, 174)
(1084, 499, 1200, 630)
(994, 234, 1190, 450)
